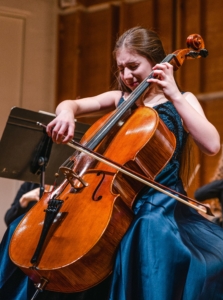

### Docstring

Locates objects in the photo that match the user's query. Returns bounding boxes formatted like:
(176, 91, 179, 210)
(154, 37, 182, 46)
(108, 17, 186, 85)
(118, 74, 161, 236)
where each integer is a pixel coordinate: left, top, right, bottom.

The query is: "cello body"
(9, 106, 176, 292)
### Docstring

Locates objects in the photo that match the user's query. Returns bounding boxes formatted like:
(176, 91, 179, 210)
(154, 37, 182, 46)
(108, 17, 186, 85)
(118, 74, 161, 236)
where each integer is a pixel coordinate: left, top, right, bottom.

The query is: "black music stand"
(0, 107, 90, 196)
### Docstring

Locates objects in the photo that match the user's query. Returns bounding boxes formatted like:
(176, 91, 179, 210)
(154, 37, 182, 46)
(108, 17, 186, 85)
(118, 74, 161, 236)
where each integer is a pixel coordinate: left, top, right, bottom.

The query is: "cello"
(9, 34, 209, 295)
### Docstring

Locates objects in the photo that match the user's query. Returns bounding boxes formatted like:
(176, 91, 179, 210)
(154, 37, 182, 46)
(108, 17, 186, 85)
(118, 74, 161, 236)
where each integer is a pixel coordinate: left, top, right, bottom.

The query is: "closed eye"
(118, 64, 139, 73)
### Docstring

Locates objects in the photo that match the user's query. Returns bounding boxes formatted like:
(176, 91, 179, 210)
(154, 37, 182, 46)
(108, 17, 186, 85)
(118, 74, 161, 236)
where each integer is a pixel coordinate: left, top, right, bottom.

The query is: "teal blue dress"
(1, 102, 223, 300)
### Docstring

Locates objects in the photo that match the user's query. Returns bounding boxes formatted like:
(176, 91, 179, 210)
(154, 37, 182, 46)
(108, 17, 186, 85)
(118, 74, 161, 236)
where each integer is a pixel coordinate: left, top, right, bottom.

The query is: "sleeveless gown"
(1, 102, 223, 300)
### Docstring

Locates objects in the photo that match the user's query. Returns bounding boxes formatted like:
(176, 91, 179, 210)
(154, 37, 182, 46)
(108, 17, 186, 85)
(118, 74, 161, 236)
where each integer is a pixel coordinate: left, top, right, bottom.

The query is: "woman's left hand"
(147, 62, 182, 102)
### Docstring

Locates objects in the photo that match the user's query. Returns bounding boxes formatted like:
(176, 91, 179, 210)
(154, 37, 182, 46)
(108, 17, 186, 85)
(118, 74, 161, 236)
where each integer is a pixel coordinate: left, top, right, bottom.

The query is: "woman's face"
(116, 47, 153, 91)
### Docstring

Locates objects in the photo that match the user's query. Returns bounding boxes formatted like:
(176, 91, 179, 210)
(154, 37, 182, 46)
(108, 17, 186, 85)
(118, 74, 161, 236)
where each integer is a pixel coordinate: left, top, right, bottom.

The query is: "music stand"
(0, 107, 90, 196)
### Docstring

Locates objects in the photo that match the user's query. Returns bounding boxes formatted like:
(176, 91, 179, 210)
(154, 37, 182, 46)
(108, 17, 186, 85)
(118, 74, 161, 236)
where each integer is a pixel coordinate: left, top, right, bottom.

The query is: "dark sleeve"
(4, 182, 39, 227)
(194, 180, 223, 202)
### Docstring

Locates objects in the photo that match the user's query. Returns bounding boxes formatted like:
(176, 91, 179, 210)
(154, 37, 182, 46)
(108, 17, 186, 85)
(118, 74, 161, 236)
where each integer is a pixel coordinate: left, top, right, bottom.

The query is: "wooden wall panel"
(58, 5, 119, 104)
(77, 6, 119, 98)
(176, 0, 202, 94)
(153, 0, 176, 54)
(57, 12, 80, 102)
(119, 0, 154, 32)
(201, 0, 223, 92)
(199, 96, 223, 183)
(120, 0, 175, 55)
(79, 0, 114, 6)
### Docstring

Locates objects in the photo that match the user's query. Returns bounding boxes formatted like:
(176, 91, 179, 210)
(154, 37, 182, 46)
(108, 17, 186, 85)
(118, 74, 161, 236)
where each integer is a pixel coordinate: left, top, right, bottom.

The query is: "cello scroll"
(168, 33, 208, 71)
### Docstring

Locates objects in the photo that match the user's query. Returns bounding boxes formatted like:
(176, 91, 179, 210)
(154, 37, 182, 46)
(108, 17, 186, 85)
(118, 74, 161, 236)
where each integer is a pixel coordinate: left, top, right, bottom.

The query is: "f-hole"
(92, 172, 105, 201)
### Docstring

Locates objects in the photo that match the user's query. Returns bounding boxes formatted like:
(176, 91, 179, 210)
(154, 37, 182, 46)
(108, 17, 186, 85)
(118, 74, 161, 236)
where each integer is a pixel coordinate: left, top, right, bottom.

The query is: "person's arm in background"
(195, 179, 223, 227)
(194, 179, 223, 202)
(4, 182, 40, 226)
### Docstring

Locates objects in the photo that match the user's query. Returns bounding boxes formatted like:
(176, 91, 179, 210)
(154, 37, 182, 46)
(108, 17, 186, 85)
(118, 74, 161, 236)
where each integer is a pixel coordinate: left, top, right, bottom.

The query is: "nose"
(123, 68, 133, 79)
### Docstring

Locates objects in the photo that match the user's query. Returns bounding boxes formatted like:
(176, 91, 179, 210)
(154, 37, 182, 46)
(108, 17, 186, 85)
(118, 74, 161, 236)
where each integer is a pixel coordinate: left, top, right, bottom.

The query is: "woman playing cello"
(1, 26, 223, 300)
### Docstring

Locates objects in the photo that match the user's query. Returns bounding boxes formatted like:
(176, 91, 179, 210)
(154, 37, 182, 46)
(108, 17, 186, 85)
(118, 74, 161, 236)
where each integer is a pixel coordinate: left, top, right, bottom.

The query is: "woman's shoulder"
(182, 91, 205, 114)
(108, 90, 126, 107)
(90, 90, 122, 110)
(182, 91, 199, 102)
(95, 90, 121, 99)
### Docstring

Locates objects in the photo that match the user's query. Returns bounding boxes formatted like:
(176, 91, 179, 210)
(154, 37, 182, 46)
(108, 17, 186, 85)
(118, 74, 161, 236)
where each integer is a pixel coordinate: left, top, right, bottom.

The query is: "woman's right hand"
(46, 92, 119, 144)
(46, 109, 75, 144)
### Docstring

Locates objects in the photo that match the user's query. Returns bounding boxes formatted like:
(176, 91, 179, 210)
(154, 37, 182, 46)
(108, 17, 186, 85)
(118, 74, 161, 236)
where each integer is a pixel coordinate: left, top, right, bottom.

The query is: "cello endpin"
(31, 278, 48, 300)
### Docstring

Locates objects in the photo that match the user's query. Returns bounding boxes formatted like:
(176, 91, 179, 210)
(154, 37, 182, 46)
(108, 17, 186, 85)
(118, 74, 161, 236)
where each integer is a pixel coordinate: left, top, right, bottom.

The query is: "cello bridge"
(59, 166, 89, 189)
